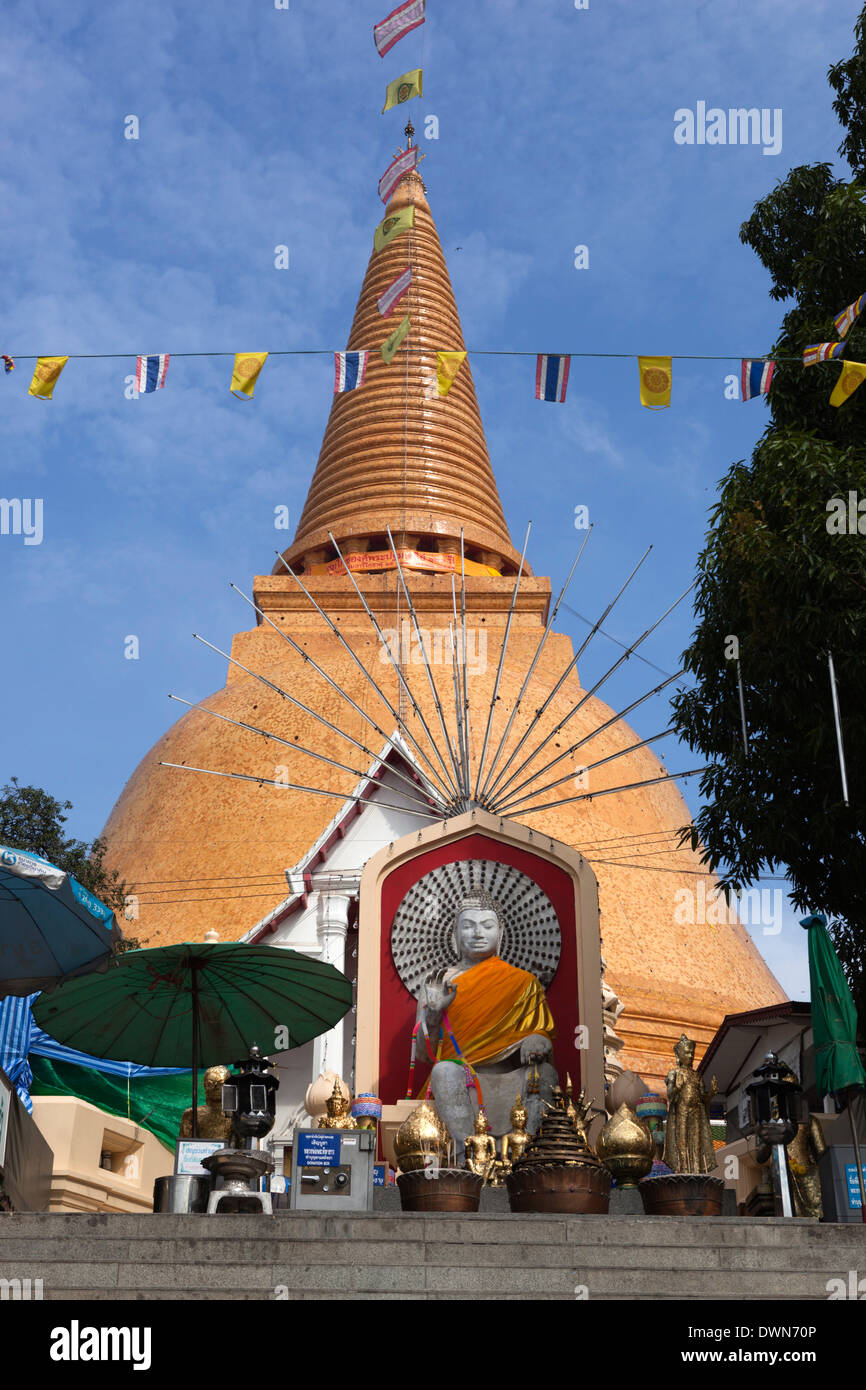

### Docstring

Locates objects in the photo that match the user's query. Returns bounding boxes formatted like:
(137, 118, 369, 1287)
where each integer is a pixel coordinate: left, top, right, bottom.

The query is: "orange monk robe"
(436, 955, 555, 1067)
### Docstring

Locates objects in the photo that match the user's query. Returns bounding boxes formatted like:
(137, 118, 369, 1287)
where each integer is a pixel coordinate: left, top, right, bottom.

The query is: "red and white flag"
(378, 267, 412, 318)
(378, 145, 420, 204)
(374, 0, 426, 58)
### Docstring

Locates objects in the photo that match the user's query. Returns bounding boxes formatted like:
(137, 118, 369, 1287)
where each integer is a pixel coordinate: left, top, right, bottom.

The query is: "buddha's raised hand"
(423, 968, 458, 1017)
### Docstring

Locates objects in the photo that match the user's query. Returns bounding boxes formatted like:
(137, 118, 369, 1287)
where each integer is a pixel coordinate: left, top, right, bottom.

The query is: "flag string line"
(2, 349, 818, 362)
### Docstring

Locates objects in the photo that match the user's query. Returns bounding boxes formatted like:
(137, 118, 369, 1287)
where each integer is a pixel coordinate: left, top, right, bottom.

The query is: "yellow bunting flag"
(638, 356, 672, 409)
(381, 314, 411, 365)
(374, 204, 415, 254)
(829, 361, 866, 407)
(382, 68, 423, 113)
(28, 356, 69, 400)
(436, 351, 467, 397)
(230, 352, 268, 400)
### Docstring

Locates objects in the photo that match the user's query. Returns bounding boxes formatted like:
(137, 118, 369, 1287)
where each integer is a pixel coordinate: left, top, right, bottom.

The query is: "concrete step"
(1, 1212, 864, 1300)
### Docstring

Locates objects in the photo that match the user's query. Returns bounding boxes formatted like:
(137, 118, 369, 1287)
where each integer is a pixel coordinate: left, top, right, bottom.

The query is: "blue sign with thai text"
(297, 1132, 341, 1167)
(845, 1164, 863, 1209)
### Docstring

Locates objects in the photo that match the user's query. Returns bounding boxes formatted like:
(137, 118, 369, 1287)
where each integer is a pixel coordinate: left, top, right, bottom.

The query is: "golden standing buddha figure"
(179, 1065, 236, 1145)
(662, 1034, 718, 1174)
(317, 1077, 358, 1130)
(464, 1108, 497, 1183)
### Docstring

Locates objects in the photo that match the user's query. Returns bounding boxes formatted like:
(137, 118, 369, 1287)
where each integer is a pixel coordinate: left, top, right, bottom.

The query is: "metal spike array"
(162, 529, 704, 822)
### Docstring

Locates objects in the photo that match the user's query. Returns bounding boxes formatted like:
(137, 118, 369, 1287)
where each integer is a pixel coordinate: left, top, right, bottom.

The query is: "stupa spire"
(277, 162, 527, 577)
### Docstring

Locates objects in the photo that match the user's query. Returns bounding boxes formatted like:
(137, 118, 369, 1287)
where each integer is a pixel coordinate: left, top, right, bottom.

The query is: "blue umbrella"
(0, 846, 121, 997)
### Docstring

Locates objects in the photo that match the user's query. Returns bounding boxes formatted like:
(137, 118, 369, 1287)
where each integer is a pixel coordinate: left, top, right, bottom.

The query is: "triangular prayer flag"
(741, 359, 774, 400)
(638, 356, 672, 409)
(374, 204, 415, 254)
(829, 361, 866, 407)
(334, 351, 369, 392)
(803, 342, 844, 367)
(28, 356, 68, 400)
(378, 146, 420, 204)
(134, 354, 170, 393)
(833, 293, 865, 339)
(2, 355, 14, 374)
(374, 0, 426, 58)
(436, 351, 467, 397)
(382, 68, 423, 113)
(381, 314, 411, 365)
(535, 354, 570, 403)
(378, 267, 412, 318)
(230, 352, 268, 399)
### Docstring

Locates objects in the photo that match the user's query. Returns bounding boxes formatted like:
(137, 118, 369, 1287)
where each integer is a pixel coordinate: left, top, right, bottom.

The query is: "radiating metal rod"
(274, 550, 455, 804)
(450, 577, 470, 800)
(159, 762, 440, 819)
(495, 728, 675, 815)
(490, 579, 693, 805)
(167, 694, 441, 814)
(327, 531, 459, 800)
(386, 526, 465, 800)
(448, 615, 470, 801)
(473, 522, 532, 801)
(479, 526, 592, 804)
(827, 650, 850, 806)
(511, 767, 706, 818)
(191, 631, 447, 811)
(459, 531, 471, 790)
(483, 547, 652, 804)
(493, 668, 684, 812)
(231, 581, 449, 808)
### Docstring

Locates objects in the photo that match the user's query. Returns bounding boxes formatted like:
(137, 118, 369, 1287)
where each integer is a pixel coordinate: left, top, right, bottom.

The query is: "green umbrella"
(800, 913, 866, 1094)
(32, 943, 353, 1137)
(801, 913, 866, 1218)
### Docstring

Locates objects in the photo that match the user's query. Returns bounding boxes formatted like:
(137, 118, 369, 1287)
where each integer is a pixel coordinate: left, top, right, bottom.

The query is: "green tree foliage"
(0, 777, 132, 932)
(672, 11, 866, 1025)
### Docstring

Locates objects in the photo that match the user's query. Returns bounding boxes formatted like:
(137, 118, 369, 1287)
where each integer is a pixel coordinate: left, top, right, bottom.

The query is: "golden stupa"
(101, 158, 785, 1089)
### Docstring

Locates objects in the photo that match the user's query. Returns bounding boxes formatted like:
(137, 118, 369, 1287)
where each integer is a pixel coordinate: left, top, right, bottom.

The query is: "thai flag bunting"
(334, 351, 369, 393)
(378, 145, 420, 204)
(378, 267, 412, 318)
(803, 342, 844, 367)
(374, 0, 425, 58)
(135, 354, 169, 393)
(833, 293, 865, 339)
(741, 359, 775, 400)
(535, 354, 570, 403)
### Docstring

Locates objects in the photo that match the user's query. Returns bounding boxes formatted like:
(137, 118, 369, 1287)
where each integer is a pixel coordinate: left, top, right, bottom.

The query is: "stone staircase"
(2, 1212, 866, 1299)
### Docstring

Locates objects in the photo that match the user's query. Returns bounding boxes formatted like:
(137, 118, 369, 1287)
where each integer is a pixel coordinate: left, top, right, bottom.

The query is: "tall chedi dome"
(102, 151, 785, 1088)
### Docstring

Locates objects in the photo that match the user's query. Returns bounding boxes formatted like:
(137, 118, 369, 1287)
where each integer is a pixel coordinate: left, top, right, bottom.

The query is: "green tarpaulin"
(30, 1056, 207, 1151)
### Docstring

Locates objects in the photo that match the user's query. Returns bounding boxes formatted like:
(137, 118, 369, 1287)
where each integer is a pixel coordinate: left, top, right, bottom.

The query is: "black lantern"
(222, 1043, 279, 1147)
(742, 1053, 809, 1217)
(743, 1053, 808, 1146)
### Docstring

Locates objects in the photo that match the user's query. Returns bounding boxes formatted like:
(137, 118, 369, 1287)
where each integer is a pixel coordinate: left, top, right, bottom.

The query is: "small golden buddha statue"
(500, 1094, 532, 1175)
(464, 1108, 497, 1183)
(179, 1065, 236, 1145)
(317, 1077, 358, 1130)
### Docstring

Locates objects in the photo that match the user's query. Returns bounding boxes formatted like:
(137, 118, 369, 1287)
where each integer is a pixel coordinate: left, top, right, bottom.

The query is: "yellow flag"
(638, 356, 672, 409)
(829, 360, 866, 407)
(381, 314, 411, 365)
(28, 356, 69, 400)
(231, 352, 268, 400)
(436, 351, 467, 397)
(382, 68, 423, 113)
(374, 204, 415, 254)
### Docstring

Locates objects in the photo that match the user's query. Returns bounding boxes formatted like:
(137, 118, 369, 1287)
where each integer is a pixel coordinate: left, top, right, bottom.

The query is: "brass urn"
(393, 1101, 448, 1174)
(597, 1102, 655, 1188)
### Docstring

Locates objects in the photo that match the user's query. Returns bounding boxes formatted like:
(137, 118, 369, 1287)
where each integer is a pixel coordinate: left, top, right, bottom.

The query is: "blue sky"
(1, 0, 862, 999)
